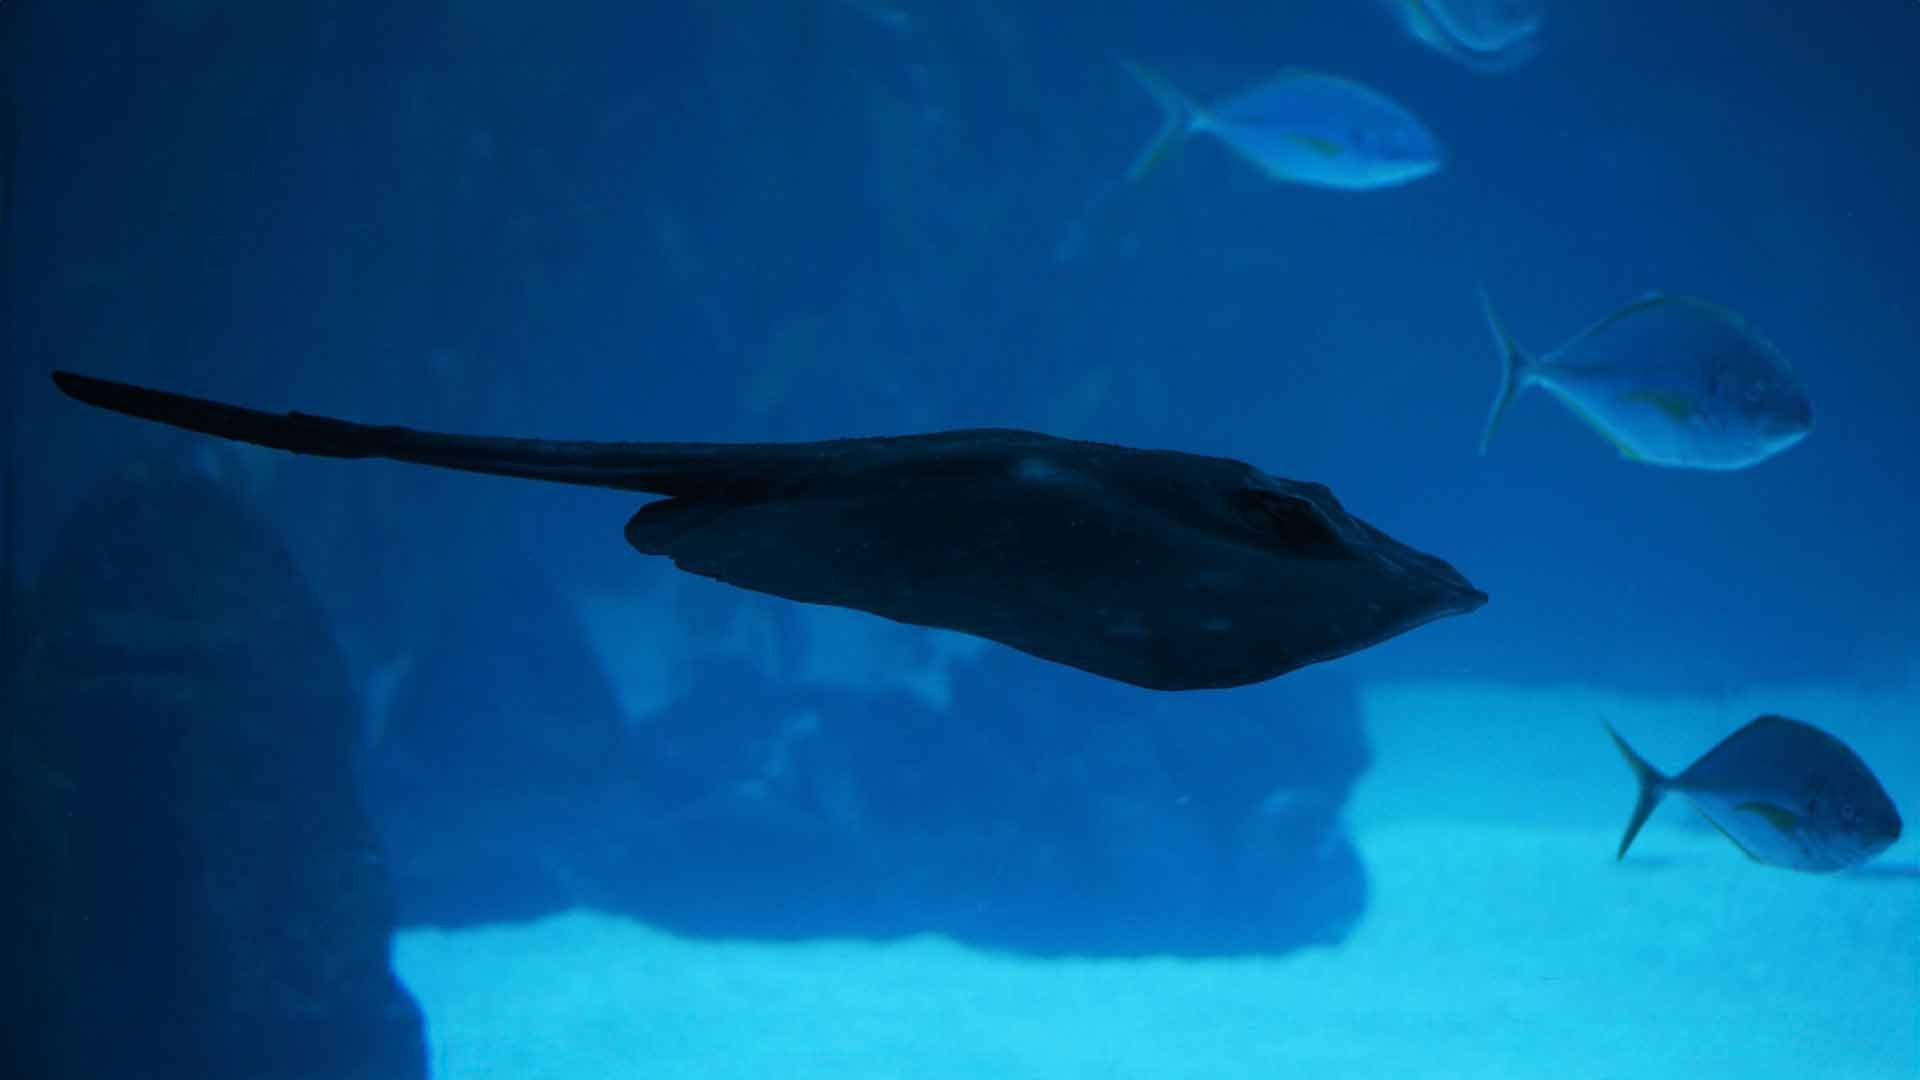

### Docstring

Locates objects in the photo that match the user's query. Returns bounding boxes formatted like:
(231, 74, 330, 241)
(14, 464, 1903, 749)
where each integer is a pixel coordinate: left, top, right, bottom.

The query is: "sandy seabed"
(394, 677, 1920, 1079)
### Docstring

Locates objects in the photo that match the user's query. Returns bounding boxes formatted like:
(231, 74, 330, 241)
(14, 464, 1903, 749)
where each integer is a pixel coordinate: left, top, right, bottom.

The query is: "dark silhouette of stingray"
(51, 371, 1485, 690)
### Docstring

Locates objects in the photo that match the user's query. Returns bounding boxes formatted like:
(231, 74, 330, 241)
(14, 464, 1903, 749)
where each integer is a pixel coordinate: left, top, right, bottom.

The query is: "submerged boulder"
(368, 584, 1372, 956)
(358, 561, 642, 926)
(609, 643, 1371, 956)
(13, 459, 423, 1079)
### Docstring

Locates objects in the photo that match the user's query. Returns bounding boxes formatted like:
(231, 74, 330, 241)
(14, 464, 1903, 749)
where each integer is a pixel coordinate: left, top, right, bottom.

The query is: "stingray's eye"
(1237, 490, 1347, 558)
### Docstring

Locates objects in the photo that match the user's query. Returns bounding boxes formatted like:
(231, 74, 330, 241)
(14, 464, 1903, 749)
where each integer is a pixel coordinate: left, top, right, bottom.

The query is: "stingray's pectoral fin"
(50, 370, 748, 496)
(623, 493, 747, 555)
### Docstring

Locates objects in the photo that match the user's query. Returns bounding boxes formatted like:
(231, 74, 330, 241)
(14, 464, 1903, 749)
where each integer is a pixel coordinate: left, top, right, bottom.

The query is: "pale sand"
(394, 678, 1920, 1079)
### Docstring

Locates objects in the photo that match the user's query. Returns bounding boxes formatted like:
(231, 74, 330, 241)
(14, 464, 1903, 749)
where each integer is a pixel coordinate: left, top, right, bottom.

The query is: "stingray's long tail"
(51, 371, 780, 497)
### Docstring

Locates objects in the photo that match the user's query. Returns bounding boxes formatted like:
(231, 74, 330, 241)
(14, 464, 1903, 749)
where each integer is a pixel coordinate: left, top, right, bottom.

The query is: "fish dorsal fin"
(1258, 68, 1364, 96)
(1557, 293, 1774, 370)
(1552, 293, 1677, 356)
(1675, 714, 1859, 796)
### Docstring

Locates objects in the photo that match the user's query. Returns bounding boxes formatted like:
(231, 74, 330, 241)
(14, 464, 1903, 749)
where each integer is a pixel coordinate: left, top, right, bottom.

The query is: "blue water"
(8, 2, 1917, 1077)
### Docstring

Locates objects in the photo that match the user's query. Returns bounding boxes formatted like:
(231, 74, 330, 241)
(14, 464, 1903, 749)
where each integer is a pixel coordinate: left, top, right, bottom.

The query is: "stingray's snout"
(1430, 560, 1489, 613)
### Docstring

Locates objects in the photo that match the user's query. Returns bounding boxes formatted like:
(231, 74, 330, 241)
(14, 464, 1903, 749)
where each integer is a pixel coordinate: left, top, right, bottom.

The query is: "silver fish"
(1124, 63, 1443, 191)
(1478, 289, 1812, 469)
(1607, 716, 1902, 873)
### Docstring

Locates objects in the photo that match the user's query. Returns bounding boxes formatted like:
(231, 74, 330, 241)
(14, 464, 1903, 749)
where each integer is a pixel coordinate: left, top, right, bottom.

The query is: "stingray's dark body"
(52, 372, 1486, 690)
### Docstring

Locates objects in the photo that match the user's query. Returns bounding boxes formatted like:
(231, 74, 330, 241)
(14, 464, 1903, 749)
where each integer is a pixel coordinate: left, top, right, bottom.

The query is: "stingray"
(50, 371, 1485, 690)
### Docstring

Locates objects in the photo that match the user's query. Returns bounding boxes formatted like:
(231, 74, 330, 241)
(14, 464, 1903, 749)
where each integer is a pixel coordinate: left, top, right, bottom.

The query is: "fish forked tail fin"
(1122, 61, 1198, 183)
(1476, 285, 1535, 454)
(1605, 722, 1670, 862)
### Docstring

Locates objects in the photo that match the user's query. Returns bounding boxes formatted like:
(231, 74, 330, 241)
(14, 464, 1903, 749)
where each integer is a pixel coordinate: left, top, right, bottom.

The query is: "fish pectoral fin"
(1541, 385, 1648, 463)
(1283, 133, 1345, 158)
(1691, 806, 1769, 864)
(1620, 389, 1697, 424)
(1733, 800, 1802, 835)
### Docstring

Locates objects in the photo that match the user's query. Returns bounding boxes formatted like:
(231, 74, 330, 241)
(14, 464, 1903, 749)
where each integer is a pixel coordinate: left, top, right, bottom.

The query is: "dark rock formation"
(371, 588, 1372, 956)
(10, 459, 423, 1079)
(356, 561, 642, 926)
(609, 645, 1371, 956)
(5, 561, 68, 1071)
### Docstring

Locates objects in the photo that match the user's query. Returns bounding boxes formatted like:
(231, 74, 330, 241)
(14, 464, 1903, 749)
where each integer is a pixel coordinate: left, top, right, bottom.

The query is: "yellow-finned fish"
(1607, 716, 1902, 873)
(1477, 289, 1812, 470)
(1124, 63, 1443, 191)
